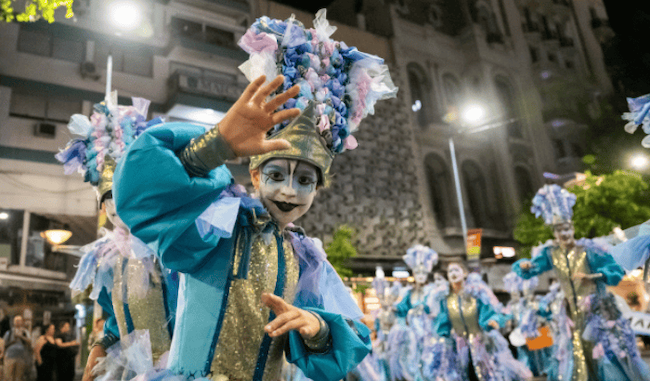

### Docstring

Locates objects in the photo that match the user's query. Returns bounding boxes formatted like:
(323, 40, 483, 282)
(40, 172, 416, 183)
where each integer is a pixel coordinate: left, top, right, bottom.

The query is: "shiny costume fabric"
(513, 245, 636, 381)
(431, 292, 530, 381)
(113, 123, 371, 381)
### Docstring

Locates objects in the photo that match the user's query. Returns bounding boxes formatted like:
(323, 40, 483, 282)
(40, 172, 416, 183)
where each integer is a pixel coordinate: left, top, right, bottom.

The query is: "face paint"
(258, 159, 318, 228)
(413, 265, 428, 285)
(104, 198, 128, 230)
(553, 222, 576, 249)
(447, 263, 465, 284)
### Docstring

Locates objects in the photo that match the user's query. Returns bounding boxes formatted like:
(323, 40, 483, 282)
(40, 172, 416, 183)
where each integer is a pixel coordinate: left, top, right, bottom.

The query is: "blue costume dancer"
(513, 184, 650, 381)
(425, 263, 530, 381)
(56, 94, 178, 380)
(387, 245, 437, 381)
(503, 272, 549, 378)
(113, 9, 397, 381)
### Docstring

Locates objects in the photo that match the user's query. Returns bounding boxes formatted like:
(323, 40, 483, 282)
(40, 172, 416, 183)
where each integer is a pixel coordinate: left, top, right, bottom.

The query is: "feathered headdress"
(403, 244, 438, 272)
(241, 9, 398, 180)
(530, 184, 576, 225)
(622, 94, 650, 148)
(503, 271, 538, 294)
(55, 93, 162, 202)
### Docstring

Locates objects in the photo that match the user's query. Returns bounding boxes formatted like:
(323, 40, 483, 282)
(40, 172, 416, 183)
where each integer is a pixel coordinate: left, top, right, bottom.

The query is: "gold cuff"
(179, 125, 237, 177)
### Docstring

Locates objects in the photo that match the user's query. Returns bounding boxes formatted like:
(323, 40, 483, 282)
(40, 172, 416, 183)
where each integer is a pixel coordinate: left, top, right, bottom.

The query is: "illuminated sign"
(494, 246, 516, 259)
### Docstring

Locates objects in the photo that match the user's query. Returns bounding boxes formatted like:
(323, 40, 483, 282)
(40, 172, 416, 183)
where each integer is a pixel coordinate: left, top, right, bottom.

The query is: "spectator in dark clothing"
(54, 322, 78, 381)
(34, 324, 57, 381)
(2, 316, 32, 381)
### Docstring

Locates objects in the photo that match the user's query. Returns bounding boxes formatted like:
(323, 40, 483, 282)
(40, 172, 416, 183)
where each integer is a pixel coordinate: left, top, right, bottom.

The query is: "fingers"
(271, 108, 301, 125)
(261, 139, 291, 153)
(265, 309, 301, 336)
(252, 75, 285, 105)
(264, 85, 301, 112)
(240, 75, 267, 102)
(268, 315, 305, 337)
(261, 292, 290, 316)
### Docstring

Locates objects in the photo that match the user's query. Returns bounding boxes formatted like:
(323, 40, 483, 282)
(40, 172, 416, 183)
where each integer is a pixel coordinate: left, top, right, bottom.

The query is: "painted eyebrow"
(262, 164, 288, 173)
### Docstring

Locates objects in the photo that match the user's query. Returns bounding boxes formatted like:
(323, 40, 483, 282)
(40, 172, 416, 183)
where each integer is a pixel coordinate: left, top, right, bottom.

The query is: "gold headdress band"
(249, 102, 334, 186)
(96, 157, 116, 205)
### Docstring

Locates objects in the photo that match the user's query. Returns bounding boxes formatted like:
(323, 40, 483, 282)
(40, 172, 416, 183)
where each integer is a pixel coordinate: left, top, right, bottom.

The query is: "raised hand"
(488, 320, 499, 330)
(262, 292, 320, 339)
(218, 75, 300, 158)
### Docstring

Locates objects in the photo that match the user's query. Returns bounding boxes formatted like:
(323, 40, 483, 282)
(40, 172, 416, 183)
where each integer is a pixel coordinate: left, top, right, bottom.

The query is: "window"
(17, 26, 85, 63)
(424, 154, 452, 229)
(10, 92, 82, 123)
(529, 46, 539, 63)
(565, 60, 574, 69)
(462, 161, 490, 229)
(407, 63, 435, 128)
(494, 76, 522, 138)
(95, 42, 153, 77)
(548, 53, 556, 62)
(553, 139, 566, 158)
(442, 74, 462, 112)
(171, 17, 236, 49)
(514, 167, 535, 202)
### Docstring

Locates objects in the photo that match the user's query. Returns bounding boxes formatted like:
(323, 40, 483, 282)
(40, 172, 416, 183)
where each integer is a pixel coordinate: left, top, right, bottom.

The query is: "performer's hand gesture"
(519, 261, 532, 270)
(488, 320, 499, 330)
(262, 292, 321, 339)
(219, 75, 300, 158)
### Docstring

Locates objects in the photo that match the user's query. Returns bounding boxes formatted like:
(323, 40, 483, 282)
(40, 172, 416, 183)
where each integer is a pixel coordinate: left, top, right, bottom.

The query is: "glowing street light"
(461, 104, 486, 126)
(0, 212, 8, 220)
(41, 229, 73, 245)
(108, 0, 143, 32)
(631, 154, 649, 171)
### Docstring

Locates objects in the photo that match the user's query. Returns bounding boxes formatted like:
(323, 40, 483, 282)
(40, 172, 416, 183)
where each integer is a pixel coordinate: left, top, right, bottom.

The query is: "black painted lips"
(272, 200, 300, 212)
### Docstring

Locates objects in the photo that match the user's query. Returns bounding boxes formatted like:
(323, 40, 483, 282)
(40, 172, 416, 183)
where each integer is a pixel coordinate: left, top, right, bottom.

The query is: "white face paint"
(257, 159, 318, 228)
(447, 263, 465, 284)
(553, 222, 576, 249)
(413, 265, 428, 285)
(104, 198, 128, 230)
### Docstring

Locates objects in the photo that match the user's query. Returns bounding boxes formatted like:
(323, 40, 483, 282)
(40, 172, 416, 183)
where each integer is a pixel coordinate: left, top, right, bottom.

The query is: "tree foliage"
(514, 170, 650, 258)
(324, 225, 357, 278)
(1, 0, 73, 23)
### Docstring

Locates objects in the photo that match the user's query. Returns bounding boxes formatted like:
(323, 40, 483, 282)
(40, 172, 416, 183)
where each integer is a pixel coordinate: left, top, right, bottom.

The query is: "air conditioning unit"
(34, 122, 57, 139)
(80, 61, 100, 80)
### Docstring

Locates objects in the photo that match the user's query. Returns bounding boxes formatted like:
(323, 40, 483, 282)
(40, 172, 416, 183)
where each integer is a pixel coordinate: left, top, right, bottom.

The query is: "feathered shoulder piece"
(238, 9, 398, 154)
(424, 277, 449, 316)
(55, 93, 162, 185)
(464, 272, 504, 311)
(531, 184, 576, 225)
(622, 94, 650, 148)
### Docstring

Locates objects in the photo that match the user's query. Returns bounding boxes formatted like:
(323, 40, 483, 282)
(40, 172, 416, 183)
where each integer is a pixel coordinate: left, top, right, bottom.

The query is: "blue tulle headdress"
(239, 9, 398, 161)
(403, 244, 438, 273)
(55, 92, 163, 199)
(530, 184, 577, 225)
(622, 94, 650, 148)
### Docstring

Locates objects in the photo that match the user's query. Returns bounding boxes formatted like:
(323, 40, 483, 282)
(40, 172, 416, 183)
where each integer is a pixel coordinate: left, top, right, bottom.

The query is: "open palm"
(218, 75, 301, 158)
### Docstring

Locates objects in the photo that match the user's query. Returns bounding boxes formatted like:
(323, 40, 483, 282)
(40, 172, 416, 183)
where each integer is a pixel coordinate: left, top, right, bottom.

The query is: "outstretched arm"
(513, 246, 553, 279)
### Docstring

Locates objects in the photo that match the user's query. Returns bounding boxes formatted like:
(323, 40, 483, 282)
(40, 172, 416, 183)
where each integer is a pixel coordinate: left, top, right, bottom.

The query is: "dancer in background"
(426, 263, 531, 381)
(56, 95, 178, 381)
(387, 245, 437, 381)
(514, 184, 650, 381)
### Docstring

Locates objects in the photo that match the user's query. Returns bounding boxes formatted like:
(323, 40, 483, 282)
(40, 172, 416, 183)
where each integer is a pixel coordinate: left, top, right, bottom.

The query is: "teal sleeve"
(286, 308, 371, 381)
(433, 299, 451, 337)
(513, 246, 553, 279)
(97, 288, 119, 340)
(394, 290, 412, 318)
(587, 248, 625, 286)
(477, 299, 507, 331)
(113, 123, 234, 273)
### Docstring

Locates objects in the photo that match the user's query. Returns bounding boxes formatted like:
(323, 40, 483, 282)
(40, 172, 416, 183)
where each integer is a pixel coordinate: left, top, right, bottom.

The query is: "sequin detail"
(447, 293, 481, 337)
(112, 256, 129, 339)
(125, 258, 171, 362)
(550, 246, 596, 381)
(210, 234, 299, 381)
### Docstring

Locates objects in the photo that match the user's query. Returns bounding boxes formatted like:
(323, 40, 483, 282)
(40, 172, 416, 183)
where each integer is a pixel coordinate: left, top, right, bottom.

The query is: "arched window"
(424, 154, 452, 228)
(514, 166, 535, 202)
(407, 63, 435, 128)
(462, 161, 490, 229)
(442, 74, 462, 113)
(494, 76, 522, 138)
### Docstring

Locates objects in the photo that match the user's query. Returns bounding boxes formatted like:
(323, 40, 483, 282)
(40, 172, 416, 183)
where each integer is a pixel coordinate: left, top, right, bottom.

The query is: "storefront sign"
(176, 72, 245, 101)
(466, 229, 482, 262)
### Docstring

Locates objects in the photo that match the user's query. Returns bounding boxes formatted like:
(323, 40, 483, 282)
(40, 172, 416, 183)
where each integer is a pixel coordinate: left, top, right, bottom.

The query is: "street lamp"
(631, 154, 649, 171)
(107, 0, 143, 32)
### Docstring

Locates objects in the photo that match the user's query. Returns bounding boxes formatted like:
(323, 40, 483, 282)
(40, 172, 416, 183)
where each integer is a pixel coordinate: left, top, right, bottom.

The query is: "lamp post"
(444, 105, 515, 268)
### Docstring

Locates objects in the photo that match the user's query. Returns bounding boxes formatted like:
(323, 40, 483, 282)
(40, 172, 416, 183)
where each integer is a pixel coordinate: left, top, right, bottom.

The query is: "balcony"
(168, 36, 248, 63)
(167, 17, 248, 63)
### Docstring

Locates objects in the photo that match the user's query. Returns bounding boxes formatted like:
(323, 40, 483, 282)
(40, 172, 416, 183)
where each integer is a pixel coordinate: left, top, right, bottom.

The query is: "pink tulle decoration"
(238, 29, 278, 54)
(592, 343, 604, 359)
(619, 351, 627, 358)
(305, 68, 321, 90)
(322, 40, 335, 56)
(344, 135, 358, 150)
(318, 115, 330, 132)
(606, 320, 616, 328)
